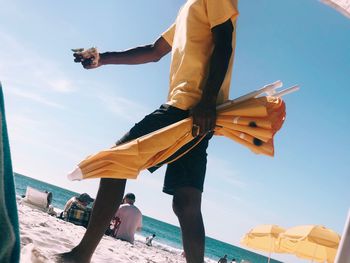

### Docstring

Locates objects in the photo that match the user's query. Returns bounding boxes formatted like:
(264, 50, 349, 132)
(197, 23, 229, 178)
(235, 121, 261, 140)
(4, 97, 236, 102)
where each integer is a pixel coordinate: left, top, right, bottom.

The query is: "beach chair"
(21, 186, 52, 212)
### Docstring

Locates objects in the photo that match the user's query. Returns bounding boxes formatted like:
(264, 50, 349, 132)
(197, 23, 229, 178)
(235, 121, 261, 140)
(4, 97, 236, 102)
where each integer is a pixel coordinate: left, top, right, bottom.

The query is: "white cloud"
(97, 93, 150, 121)
(207, 155, 247, 189)
(48, 79, 75, 93)
(7, 112, 85, 162)
(0, 31, 76, 94)
(7, 88, 64, 109)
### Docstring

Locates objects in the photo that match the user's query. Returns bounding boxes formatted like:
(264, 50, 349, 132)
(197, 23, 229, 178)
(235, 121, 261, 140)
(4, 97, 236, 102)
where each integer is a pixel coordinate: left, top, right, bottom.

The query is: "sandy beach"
(17, 199, 216, 263)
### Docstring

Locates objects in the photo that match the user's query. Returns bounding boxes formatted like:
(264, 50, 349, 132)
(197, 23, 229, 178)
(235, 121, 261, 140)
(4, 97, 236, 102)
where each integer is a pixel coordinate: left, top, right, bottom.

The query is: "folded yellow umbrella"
(68, 81, 298, 181)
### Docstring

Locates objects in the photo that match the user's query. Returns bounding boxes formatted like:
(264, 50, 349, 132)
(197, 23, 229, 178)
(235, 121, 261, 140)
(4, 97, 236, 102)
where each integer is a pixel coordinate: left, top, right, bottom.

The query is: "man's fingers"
(207, 118, 216, 132)
(192, 120, 207, 137)
(74, 57, 83, 63)
(73, 53, 83, 59)
(73, 54, 94, 68)
(73, 53, 84, 62)
(192, 119, 215, 137)
(192, 124, 200, 137)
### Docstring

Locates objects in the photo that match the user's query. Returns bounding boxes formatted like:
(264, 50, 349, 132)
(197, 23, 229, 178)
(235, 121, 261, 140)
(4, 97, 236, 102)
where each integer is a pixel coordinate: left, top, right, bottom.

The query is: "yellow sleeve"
(161, 23, 176, 46)
(205, 0, 239, 29)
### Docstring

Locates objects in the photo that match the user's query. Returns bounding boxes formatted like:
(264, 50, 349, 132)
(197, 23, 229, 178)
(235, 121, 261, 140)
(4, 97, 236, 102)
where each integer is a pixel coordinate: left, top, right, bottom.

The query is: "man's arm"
(191, 19, 233, 136)
(74, 36, 172, 69)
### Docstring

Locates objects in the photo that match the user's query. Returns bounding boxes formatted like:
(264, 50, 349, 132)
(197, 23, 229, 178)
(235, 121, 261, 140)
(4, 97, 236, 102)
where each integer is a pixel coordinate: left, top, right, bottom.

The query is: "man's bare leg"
(173, 187, 204, 263)
(55, 178, 126, 263)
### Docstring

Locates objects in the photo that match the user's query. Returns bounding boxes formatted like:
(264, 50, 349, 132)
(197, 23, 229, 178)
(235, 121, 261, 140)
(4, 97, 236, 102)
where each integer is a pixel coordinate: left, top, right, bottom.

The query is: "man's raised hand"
(72, 47, 100, 69)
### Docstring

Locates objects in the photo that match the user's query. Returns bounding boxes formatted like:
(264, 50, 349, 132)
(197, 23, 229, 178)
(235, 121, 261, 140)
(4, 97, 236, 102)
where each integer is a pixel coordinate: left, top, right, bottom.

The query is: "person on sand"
(230, 258, 237, 263)
(61, 193, 94, 219)
(112, 193, 142, 244)
(146, 233, 156, 246)
(56, 1, 238, 262)
(218, 254, 228, 263)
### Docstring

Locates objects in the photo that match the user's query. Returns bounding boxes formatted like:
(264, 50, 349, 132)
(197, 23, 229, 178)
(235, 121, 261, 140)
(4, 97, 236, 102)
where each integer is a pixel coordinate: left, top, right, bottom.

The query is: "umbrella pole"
(267, 238, 273, 263)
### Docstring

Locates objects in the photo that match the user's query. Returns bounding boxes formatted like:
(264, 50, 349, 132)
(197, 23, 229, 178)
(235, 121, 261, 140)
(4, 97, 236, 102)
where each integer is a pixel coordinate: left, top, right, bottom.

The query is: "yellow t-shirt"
(162, 0, 239, 110)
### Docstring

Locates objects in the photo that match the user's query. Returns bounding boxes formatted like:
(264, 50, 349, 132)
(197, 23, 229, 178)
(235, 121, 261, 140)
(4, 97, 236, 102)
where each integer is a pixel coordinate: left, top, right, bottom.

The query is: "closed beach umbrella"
(68, 81, 298, 181)
(278, 225, 341, 263)
(241, 224, 286, 263)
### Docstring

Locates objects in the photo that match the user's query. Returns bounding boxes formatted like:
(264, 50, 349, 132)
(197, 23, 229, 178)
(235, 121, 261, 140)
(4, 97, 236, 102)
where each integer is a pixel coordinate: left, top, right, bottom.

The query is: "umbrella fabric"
(215, 96, 285, 157)
(278, 225, 341, 263)
(68, 94, 286, 181)
(241, 224, 286, 254)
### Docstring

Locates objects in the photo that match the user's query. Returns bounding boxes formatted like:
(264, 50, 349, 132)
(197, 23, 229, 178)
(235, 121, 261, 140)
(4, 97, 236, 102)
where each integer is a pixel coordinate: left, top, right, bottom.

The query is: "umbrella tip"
(67, 167, 83, 181)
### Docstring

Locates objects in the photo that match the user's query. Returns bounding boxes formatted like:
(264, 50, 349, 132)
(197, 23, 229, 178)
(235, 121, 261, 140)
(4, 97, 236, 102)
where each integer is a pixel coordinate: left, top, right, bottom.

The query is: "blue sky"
(1, 1, 349, 262)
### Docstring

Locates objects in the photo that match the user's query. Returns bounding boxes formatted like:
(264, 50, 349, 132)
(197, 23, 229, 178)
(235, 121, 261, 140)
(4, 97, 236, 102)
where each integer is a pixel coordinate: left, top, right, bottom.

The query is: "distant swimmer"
(218, 254, 228, 263)
(146, 233, 156, 246)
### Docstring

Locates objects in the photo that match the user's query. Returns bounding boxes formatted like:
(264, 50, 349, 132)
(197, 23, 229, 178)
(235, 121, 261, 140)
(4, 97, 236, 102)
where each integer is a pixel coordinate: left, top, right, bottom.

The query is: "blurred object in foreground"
(334, 209, 350, 263)
(321, 0, 350, 18)
(0, 82, 20, 263)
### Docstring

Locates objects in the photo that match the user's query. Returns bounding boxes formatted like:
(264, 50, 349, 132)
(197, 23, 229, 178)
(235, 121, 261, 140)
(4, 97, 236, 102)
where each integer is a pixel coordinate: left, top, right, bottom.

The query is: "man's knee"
(172, 187, 202, 218)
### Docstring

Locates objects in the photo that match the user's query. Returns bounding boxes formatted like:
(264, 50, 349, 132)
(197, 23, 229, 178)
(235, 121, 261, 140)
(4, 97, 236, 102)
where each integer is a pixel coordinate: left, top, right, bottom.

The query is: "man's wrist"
(200, 91, 218, 105)
(99, 52, 109, 66)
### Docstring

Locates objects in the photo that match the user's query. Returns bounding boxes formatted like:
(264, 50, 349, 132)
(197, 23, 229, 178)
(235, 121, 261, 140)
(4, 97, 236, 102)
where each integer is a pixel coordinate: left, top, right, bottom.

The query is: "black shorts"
(116, 104, 211, 195)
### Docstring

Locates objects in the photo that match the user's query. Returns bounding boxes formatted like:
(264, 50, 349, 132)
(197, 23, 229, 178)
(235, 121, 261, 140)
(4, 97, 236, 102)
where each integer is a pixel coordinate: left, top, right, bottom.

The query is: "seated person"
(112, 193, 142, 244)
(62, 193, 94, 227)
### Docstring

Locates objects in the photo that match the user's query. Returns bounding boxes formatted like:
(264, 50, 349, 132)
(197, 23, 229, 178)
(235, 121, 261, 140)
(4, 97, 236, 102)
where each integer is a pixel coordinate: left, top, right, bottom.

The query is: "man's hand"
(72, 47, 101, 69)
(191, 99, 216, 137)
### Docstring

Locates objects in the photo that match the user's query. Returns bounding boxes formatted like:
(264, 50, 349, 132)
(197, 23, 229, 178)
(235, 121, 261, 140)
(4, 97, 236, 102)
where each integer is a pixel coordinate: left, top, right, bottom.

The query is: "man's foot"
(54, 250, 91, 263)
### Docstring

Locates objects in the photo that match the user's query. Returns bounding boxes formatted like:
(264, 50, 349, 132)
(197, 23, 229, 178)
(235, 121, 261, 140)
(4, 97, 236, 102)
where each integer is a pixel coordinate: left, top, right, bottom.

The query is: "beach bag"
(105, 216, 121, 237)
(66, 204, 91, 227)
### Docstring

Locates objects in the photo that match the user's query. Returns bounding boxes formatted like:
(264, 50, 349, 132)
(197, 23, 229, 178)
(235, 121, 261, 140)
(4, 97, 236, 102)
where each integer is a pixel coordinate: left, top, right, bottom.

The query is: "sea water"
(14, 173, 282, 263)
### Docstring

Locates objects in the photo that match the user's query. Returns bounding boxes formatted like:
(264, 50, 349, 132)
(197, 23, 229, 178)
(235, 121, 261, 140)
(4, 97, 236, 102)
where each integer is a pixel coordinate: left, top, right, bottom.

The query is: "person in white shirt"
(113, 193, 142, 244)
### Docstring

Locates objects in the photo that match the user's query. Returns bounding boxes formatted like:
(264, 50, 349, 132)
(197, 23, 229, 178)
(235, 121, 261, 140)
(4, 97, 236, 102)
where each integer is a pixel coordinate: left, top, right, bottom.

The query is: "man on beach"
(112, 193, 142, 244)
(56, 0, 238, 262)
